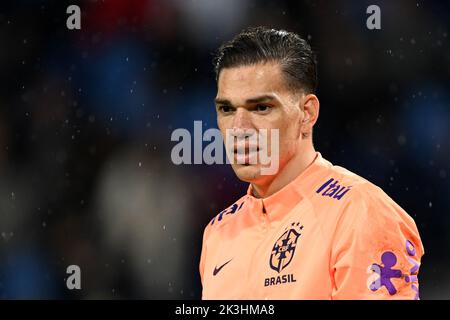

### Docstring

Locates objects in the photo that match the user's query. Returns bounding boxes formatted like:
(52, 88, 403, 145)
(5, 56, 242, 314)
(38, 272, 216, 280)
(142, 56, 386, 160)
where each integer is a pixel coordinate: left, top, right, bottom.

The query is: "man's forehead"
(216, 62, 287, 102)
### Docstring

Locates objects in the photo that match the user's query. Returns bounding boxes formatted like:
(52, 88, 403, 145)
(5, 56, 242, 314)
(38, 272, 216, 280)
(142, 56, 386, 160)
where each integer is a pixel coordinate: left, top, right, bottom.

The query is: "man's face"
(215, 61, 305, 183)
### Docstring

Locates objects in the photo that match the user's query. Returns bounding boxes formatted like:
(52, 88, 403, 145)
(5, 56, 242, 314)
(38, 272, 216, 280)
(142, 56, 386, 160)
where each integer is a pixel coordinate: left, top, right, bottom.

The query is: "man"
(199, 27, 424, 299)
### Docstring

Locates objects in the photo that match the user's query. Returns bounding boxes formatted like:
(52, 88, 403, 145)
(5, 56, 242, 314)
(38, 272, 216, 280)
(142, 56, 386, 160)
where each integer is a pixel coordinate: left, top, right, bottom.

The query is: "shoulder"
(313, 159, 421, 242)
(311, 160, 372, 202)
(332, 178, 422, 253)
(312, 160, 404, 214)
(342, 181, 416, 228)
(201, 195, 248, 240)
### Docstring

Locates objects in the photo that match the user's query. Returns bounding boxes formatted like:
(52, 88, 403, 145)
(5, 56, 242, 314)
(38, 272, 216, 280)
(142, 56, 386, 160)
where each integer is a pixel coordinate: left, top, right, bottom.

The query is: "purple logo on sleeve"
(369, 251, 402, 295)
(405, 240, 420, 300)
(368, 240, 420, 299)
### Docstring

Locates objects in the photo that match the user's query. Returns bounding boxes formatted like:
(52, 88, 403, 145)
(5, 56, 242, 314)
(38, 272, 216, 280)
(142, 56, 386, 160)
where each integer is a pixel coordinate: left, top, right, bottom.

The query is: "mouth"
(233, 145, 260, 155)
(232, 145, 261, 165)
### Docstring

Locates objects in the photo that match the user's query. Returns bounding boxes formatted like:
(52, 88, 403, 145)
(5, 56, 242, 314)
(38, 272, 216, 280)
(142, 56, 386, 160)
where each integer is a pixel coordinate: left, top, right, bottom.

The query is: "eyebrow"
(215, 94, 278, 106)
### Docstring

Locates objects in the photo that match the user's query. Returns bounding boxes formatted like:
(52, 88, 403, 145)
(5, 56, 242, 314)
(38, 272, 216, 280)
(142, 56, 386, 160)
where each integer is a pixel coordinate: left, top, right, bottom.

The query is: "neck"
(251, 142, 316, 198)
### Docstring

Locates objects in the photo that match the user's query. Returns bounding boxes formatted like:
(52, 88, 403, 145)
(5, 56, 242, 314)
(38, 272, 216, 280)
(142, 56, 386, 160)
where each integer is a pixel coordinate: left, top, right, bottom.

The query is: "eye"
(255, 104, 271, 113)
(218, 105, 234, 114)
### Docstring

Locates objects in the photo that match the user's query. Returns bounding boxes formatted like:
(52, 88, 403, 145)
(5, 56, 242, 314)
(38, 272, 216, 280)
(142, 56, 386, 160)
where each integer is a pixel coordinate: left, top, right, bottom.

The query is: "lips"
(233, 145, 260, 155)
(231, 143, 261, 165)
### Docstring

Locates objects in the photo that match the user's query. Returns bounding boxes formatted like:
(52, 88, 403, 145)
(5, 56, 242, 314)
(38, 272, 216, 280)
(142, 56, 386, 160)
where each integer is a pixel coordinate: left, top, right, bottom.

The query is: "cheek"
(271, 121, 300, 158)
(217, 117, 228, 134)
(278, 118, 300, 144)
(257, 109, 300, 150)
(262, 126, 293, 159)
(218, 120, 233, 147)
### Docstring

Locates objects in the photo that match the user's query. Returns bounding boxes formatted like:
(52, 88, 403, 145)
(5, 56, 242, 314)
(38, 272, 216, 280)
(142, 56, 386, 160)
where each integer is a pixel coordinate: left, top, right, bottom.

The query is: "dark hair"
(214, 26, 317, 94)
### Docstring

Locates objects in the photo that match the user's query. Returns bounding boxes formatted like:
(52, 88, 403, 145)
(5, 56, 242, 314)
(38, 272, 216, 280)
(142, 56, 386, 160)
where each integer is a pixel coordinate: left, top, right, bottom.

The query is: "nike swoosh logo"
(213, 259, 233, 276)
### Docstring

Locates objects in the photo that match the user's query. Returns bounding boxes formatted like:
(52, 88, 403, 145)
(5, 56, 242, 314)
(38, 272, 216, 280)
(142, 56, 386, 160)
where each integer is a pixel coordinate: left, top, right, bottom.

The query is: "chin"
(232, 164, 262, 182)
(232, 163, 277, 184)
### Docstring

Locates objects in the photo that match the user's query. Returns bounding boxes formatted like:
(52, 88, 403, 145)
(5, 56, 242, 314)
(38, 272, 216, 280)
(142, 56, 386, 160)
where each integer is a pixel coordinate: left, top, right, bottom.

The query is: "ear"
(300, 94, 320, 136)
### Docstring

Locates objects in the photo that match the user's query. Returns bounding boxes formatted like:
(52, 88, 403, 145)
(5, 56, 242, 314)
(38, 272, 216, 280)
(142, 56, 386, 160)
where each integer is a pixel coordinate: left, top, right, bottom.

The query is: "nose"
(231, 108, 253, 136)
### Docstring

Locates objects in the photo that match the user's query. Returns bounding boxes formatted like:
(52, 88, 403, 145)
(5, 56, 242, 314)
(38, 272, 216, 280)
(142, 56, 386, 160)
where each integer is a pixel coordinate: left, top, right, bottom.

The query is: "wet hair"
(214, 26, 317, 93)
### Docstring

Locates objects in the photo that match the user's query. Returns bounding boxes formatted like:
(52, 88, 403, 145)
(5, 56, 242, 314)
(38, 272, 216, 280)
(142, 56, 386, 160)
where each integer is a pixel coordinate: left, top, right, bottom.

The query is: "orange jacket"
(200, 152, 423, 299)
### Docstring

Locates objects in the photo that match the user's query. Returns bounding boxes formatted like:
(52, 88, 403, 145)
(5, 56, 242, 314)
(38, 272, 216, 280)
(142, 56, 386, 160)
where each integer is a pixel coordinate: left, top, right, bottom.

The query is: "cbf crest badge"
(270, 222, 303, 273)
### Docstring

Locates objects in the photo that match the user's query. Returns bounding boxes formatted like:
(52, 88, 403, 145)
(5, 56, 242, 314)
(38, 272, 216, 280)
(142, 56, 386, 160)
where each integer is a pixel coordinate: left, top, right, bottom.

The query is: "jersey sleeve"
(330, 184, 424, 300)
(199, 222, 211, 294)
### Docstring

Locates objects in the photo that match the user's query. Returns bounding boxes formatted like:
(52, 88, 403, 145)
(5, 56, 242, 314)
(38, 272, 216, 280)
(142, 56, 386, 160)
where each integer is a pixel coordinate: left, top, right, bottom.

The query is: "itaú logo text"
(316, 178, 352, 200)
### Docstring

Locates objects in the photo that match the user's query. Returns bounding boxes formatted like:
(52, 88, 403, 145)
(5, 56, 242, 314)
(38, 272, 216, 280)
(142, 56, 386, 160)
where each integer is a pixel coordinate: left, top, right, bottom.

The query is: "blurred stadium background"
(0, 0, 449, 299)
